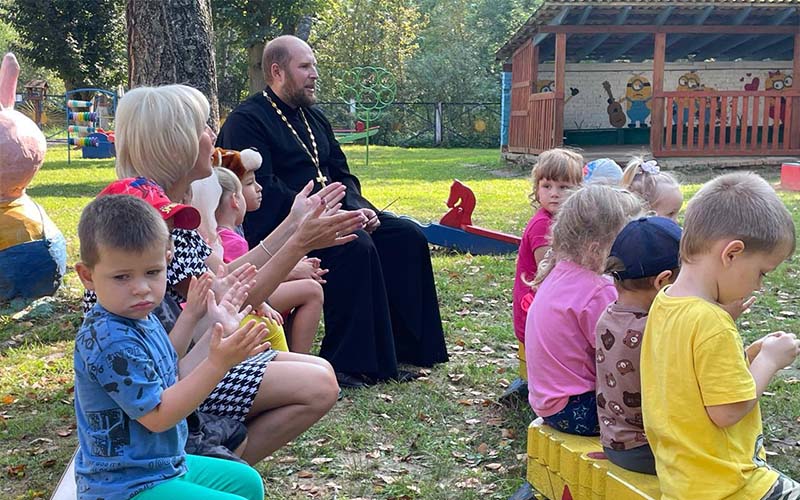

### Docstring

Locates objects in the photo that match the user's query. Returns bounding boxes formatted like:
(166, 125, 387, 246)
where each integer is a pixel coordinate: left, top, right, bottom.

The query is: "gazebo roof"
(496, 0, 800, 63)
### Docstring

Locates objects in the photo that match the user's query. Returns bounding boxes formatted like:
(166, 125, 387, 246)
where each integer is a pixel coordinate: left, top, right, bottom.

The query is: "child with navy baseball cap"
(594, 216, 681, 475)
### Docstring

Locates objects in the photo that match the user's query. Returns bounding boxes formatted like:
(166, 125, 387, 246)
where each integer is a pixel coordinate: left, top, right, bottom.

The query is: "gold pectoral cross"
(315, 171, 328, 186)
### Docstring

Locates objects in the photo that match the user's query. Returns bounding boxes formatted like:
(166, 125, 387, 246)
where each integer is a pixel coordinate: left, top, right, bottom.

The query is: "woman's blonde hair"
(532, 184, 644, 287)
(214, 166, 243, 214)
(621, 157, 679, 210)
(529, 148, 584, 208)
(115, 84, 210, 191)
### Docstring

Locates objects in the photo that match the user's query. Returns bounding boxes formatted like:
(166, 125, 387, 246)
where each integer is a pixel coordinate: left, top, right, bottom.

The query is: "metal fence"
(317, 101, 501, 148)
(15, 94, 501, 148)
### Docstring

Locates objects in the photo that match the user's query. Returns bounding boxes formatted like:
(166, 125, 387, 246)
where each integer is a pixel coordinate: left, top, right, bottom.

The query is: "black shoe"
(335, 371, 369, 389)
(499, 378, 528, 405)
(394, 369, 421, 383)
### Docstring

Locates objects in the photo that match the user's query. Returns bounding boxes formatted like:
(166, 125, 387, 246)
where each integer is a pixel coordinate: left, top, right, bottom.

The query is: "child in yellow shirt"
(641, 172, 800, 500)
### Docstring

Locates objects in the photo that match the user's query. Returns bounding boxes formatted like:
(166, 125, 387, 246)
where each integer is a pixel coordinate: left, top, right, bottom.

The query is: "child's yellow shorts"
(241, 314, 288, 352)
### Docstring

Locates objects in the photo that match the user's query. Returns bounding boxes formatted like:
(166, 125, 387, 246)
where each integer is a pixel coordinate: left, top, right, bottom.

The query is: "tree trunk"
(295, 15, 313, 41)
(127, 0, 220, 128)
(247, 42, 265, 97)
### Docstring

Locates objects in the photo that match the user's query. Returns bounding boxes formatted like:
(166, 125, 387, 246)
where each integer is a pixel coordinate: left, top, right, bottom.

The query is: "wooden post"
(650, 32, 666, 154)
(554, 32, 566, 148)
(791, 34, 800, 149)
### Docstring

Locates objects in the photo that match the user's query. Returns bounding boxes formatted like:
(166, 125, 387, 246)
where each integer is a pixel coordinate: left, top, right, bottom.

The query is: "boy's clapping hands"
(207, 320, 270, 372)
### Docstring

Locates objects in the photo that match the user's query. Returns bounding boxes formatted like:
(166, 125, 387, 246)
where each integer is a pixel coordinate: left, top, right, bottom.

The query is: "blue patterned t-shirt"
(73, 303, 188, 500)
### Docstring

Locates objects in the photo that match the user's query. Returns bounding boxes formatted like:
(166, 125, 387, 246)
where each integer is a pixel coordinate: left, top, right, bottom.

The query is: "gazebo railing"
(653, 90, 800, 156)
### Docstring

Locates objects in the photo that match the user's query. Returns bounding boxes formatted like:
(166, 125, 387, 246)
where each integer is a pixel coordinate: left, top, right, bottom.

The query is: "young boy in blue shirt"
(73, 194, 268, 500)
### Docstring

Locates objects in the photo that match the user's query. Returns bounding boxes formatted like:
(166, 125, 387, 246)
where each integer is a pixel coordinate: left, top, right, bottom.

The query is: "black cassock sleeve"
(217, 108, 297, 244)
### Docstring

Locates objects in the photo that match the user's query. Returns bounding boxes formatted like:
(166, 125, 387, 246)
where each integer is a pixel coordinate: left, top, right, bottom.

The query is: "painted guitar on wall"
(602, 81, 627, 128)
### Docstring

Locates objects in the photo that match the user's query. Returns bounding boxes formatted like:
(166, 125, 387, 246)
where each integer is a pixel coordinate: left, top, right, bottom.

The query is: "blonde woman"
(91, 84, 366, 464)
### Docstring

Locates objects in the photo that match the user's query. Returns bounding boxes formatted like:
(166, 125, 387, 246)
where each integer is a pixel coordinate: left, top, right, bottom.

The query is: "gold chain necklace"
(263, 90, 327, 186)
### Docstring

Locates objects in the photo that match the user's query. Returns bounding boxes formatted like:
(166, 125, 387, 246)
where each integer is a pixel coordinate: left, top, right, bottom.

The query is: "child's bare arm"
(706, 332, 799, 427)
(169, 274, 212, 358)
(534, 245, 550, 265)
(178, 282, 253, 377)
(138, 320, 268, 433)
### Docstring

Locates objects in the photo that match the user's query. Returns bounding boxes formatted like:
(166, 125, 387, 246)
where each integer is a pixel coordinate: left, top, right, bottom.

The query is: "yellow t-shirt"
(641, 290, 778, 500)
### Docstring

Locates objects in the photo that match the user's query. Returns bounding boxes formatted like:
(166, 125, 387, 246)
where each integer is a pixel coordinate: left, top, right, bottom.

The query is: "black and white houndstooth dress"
(83, 228, 276, 422)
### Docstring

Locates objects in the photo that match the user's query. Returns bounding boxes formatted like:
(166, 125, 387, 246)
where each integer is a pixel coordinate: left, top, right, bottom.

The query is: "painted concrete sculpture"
(0, 53, 66, 300)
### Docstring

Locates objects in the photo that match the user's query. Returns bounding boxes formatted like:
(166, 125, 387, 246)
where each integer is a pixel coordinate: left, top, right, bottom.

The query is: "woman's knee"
(305, 365, 338, 411)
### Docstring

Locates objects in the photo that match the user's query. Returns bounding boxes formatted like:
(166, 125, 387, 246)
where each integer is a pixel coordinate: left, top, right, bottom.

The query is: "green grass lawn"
(1, 146, 798, 499)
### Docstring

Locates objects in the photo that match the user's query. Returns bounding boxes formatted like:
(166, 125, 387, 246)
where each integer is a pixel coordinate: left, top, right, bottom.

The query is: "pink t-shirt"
(512, 207, 553, 343)
(525, 260, 617, 417)
(217, 227, 249, 264)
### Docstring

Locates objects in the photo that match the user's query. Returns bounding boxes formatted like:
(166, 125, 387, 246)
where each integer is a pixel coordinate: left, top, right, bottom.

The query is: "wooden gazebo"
(496, 0, 800, 158)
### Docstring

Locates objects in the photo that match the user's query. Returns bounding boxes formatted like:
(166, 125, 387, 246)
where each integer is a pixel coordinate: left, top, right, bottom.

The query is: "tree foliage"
(2, 0, 126, 91)
(311, 0, 423, 101)
(212, 0, 327, 109)
(407, 0, 540, 102)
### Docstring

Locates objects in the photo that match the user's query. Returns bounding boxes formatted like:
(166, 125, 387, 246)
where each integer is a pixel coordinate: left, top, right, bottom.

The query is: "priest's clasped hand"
(359, 208, 380, 234)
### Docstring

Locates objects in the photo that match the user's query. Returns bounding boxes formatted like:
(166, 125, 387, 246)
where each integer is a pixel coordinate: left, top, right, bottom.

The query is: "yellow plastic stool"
(518, 341, 528, 380)
(525, 421, 661, 500)
(242, 314, 288, 352)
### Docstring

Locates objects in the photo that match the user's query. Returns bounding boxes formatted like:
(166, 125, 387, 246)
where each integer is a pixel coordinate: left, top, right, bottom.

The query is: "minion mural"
(618, 74, 652, 128)
(674, 70, 714, 124)
(766, 70, 792, 123)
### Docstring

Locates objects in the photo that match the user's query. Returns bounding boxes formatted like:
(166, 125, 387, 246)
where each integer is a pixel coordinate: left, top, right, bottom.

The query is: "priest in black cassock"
(217, 35, 448, 388)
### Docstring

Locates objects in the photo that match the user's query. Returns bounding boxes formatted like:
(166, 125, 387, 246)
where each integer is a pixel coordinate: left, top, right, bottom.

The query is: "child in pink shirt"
(525, 184, 643, 435)
(513, 148, 584, 344)
(214, 157, 326, 354)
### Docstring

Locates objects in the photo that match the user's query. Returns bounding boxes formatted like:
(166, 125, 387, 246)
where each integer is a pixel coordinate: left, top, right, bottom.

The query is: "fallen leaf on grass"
(449, 373, 465, 382)
(501, 428, 515, 439)
(487, 417, 504, 426)
(485, 463, 503, 470)
(465, 418, 481, 425)
(457, 399, 473, 406)
(56, 429, 72, 437)
(310, 457, 333, 465)
(366, 450, 381, 459)
(455, 477, 482, 489)
(297, 470, 313, 478)
(377, 393, 393, 403)
(376, 473, 396, 484)
(278, 456, 298, 463)
(6, 464, 25, 478)
(41, 458, 57, 468)
(476, 442, 488, 454)
(498, 378, 510, 388)
(1, 395, 16, 405)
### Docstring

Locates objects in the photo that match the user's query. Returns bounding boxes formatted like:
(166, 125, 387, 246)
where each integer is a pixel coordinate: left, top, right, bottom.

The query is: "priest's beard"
(284, 75, 317, 108)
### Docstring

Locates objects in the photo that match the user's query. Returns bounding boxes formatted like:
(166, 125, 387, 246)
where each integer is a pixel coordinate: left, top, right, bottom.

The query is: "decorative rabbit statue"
(0, 53, 66, 300)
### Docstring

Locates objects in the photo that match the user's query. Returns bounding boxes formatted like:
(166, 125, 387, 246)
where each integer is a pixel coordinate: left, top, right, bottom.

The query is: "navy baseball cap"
(609, 216, 682, 280)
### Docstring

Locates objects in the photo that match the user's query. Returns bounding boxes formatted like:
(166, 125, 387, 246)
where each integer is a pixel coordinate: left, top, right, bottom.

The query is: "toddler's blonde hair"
(529, 148, 584, 208)
(214, 167, 243, 216)
(621, 157, 680, 211)
(532, 184, 644, 287)
(681, 172, 796, 261)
